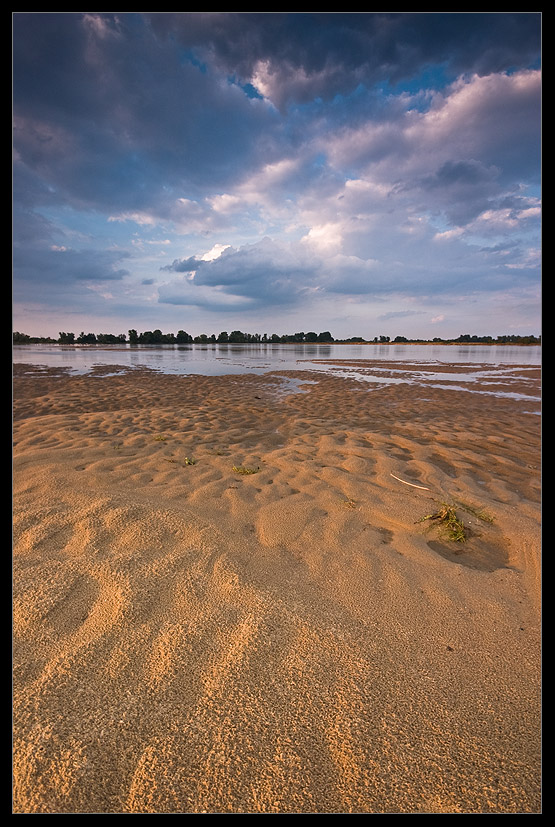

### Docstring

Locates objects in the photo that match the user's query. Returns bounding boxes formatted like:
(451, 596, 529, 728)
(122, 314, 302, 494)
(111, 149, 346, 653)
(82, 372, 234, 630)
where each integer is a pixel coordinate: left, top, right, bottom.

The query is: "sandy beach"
(12, 361, 541, 813)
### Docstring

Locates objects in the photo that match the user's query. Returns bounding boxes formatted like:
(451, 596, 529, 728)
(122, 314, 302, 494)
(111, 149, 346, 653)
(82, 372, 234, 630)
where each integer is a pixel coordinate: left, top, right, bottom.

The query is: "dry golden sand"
(12, 361, 541, 813)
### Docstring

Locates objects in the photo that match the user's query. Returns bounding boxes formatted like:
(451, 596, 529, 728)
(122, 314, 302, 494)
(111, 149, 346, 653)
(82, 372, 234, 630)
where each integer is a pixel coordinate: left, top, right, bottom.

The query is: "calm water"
(13, 343, 541, 405)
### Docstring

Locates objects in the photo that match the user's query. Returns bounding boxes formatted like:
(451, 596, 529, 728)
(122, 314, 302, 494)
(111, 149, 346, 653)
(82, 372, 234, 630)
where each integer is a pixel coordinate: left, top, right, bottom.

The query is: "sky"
(12, 12, 541, 340)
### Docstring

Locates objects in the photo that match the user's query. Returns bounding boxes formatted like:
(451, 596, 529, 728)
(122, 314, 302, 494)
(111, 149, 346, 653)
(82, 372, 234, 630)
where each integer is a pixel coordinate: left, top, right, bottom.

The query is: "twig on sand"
(390, 473, 430, 490)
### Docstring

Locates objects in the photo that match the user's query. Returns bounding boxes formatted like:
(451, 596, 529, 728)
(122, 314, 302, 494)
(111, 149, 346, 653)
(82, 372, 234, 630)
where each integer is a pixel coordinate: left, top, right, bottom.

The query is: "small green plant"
(418, 502, 467, 542)
(154, 434, 167, 442)
(343, 498, 357, 509)
(232, 465, 260, 475)
(184, 457, 197, 465)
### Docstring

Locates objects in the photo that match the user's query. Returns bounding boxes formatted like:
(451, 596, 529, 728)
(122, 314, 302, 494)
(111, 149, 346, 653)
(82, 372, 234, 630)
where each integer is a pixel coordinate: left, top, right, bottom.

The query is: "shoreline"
(13, 365, 541, 813)
(14, 340, 541, 347)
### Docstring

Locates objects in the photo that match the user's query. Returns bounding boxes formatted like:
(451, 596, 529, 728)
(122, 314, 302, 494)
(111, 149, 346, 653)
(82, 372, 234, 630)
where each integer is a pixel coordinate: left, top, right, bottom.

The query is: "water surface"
(13, 343, 541, 406)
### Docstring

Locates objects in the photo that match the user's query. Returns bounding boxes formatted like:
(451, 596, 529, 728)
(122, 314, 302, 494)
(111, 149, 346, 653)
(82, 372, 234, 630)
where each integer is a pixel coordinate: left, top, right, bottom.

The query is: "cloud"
(12, 13, 541, 338)
(13, 13, 282, 217)
(147, 13, 540, 108)
(14, 244, 130, 286)
(13, 16, 540, 233)
(158, 282, 256, 311)
(159, 238, 319, 308)
(157, 224, 537, 316)
(13, 202, 132, 310)
(427, 160, 498, 188)
(377, 309, 426, 321)
(324, 69, 540, 182)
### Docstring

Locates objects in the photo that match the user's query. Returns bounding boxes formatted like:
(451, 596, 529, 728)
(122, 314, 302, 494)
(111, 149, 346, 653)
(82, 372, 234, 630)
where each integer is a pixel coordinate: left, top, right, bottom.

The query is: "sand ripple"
(13, 365, 541, 812)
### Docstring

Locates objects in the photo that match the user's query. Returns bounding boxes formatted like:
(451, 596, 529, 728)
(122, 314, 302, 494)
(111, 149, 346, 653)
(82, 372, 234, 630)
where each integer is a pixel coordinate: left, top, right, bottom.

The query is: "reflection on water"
(13, 343, 541, 405)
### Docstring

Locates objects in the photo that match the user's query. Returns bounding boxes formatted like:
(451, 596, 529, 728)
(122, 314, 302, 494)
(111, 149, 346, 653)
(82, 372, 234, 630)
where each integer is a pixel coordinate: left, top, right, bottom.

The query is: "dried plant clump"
(418, 502, 467, 542)
(418, 499, 494, 543)
(232, 465, 260, 475)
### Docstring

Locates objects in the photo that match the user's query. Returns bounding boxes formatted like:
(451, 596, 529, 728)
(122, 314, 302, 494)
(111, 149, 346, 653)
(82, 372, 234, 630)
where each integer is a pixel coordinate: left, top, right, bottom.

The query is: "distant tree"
(519, 335, 540, 344)
(77, 332, 97, 343)
(13, 332, 31, 344)
(176, 330, 192, 343)
(128, 329, 139, 344)
(217, 331, 229, 343)
(58, 332, 75, 344)
(393, 336, 408, 342)
(304, 332, 318, 342)
(229, 330, 246, 342)
(317, 331, 334, 342)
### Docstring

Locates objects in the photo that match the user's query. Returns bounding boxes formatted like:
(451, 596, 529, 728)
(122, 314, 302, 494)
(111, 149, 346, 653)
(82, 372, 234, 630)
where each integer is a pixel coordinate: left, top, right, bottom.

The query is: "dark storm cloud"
(12, 12, 281, 214)
(148, 12, 541, 107)
(12, 12, 540, 219)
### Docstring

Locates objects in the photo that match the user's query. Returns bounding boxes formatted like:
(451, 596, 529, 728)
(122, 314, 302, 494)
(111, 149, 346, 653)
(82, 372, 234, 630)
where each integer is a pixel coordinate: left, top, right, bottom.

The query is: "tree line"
(13, 329, 541, 346)
(13, 329, 336, 345)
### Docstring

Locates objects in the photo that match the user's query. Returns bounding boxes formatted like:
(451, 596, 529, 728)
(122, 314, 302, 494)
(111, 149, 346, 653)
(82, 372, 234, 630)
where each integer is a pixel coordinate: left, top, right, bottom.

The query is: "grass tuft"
(232, 465, 260, 475)
(418, 502, 467, 542)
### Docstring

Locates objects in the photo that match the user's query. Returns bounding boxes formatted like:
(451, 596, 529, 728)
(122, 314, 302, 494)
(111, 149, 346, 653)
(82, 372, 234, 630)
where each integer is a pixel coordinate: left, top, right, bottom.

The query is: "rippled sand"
(12, 362, 541, 813)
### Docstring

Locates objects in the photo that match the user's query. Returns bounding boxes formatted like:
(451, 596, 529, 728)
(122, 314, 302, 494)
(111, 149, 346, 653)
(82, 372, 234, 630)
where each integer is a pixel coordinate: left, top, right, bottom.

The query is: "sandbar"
(12, 362, 541, 813)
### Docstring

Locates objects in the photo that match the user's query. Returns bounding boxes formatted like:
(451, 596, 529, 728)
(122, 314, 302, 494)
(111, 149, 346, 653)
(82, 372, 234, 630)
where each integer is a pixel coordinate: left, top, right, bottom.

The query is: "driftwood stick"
(390, 473, 430, 490)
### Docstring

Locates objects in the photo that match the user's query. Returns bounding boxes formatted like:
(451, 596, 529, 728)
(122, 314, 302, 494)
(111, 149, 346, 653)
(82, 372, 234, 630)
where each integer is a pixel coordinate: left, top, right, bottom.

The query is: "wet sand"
(12, 361, 541, 813)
